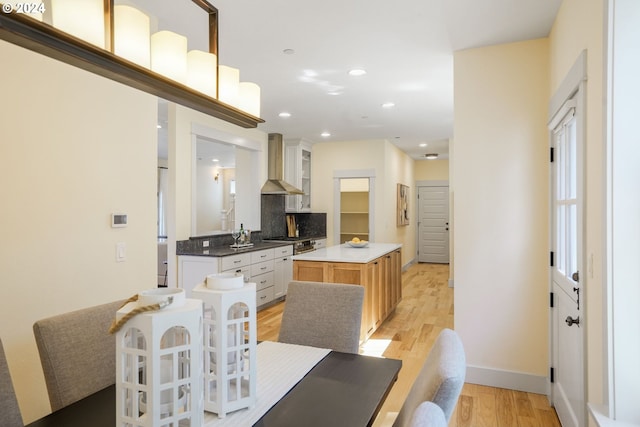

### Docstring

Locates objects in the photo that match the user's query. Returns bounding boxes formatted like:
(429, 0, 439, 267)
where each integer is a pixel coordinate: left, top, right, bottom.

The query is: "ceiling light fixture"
(348, 68, 366, 77)
(321, 132, 331, 137)
(382, 102, 395, 108)
(424, 153, 438, 160)
(419, 143, 427, 147)
(278, 112, 291, 118)
(0, 0, 264, 128)
(282, 48, 295, 55)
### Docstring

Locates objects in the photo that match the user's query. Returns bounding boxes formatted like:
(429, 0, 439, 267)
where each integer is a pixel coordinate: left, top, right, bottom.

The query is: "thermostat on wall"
(112, 213, 128, 228)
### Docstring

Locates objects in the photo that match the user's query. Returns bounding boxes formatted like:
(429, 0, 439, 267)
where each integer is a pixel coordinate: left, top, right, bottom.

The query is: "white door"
(550, 99, 585, 427)
(418, 186, 449, 263)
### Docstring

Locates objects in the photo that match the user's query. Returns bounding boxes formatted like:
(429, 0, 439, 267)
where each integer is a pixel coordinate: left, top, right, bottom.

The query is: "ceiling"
(155, 0, 562, 160)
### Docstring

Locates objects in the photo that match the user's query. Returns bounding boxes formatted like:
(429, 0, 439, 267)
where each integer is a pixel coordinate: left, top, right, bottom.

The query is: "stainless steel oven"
(264, 237, 317, 254)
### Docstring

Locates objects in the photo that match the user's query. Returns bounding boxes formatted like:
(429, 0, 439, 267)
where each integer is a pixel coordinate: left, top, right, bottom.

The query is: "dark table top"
(26, 351, 401, 427)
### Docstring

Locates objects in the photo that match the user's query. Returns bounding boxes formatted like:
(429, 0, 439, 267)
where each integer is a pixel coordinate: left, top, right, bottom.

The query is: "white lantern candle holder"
(114, 288, 204, 427)
(192, 275, 257, 418)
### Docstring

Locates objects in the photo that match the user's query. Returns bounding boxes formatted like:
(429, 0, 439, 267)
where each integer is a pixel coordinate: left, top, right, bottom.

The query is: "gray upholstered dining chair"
(409, 401, 447, 427)
(33, 299, 124, 411)
(393, 328, 466, 427)
(278, 281, 365, 353)
(0, 338, 23, 427)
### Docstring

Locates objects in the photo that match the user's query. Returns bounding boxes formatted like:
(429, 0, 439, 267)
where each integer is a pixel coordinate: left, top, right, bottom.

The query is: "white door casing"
(549, 69, 586, 427)
(417, 184, 449, 264)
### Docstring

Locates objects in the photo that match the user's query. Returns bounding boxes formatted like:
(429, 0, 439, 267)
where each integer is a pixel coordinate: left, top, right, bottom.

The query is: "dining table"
(26, 341, 402, 427)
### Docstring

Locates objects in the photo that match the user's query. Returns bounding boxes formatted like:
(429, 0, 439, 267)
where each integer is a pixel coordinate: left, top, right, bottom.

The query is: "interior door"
(418, 185, 449, 263)
(550, 99, 585, 427)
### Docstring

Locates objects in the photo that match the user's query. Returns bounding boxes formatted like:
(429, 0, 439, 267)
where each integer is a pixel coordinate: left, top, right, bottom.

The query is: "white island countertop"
(292, 242, 402, 264)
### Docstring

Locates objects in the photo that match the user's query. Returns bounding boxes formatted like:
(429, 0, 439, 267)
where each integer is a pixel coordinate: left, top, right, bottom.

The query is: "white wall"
(453, 38, 550, 391)
(0, 41, 157, 422)
(312, 140, 416, 268)
(549, 0, 606, 418)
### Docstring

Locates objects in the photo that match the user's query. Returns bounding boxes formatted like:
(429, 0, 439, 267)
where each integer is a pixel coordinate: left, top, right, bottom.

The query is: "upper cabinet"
(284, 139, 312, 212)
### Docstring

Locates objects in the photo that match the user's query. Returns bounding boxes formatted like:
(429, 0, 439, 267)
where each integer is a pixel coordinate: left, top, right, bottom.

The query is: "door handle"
(565, 315, 580, 327)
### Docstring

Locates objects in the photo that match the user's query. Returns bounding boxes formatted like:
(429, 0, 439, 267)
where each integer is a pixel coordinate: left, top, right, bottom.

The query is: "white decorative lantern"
(114, 288, 204, 427)
(192, 274, 257, 417)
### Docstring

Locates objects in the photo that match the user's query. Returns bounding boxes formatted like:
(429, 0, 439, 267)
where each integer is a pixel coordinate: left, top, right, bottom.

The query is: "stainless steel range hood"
(261, 133, 304, 195)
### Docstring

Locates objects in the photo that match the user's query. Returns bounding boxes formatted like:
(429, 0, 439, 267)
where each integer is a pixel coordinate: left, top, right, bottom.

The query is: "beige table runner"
(204, 341, 330, 426)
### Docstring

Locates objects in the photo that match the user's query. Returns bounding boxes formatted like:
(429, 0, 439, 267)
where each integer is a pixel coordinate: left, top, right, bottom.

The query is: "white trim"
(191, 123, 262, 151)
(333, 170, 376, 244)
(548, 50, 587, 123)
(448, 279, 454, 288)
(590, 404, 640, 427)
(465, 366, 548, 395)
(416, 179, 448, 187)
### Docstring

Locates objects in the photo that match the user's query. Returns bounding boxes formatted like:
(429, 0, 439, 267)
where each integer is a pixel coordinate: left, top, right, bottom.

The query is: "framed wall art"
(397, 184, 409, 226)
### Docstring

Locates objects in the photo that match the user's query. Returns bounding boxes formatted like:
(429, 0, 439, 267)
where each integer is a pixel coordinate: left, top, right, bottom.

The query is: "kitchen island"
(292, 243, 402, 341)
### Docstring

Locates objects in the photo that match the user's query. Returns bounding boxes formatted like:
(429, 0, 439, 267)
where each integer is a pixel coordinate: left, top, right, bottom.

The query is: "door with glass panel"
(550, 98, 585, 427)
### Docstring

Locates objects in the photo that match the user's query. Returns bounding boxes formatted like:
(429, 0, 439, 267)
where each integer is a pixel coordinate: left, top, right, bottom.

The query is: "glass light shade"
(151, 31, 188, 84)
(238, 82, 261, 117)
(114, 5, 150, 68)
(187, 50, 217, 98)
(51, 0, 105, 48)
(218, 65, 239, 106)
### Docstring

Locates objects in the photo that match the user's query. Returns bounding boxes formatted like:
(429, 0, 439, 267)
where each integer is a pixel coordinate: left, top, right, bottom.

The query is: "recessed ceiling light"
(212, 158, 220, 162)
(321, 132, 331, 137)
(382, 102, 395, 108)
(283, 48, 295, 55)
(157, 124, 162, 129)
(278, 112, 291, 118)
(419, 143, 428, 147)
(348, 68, 366, 77)
(424, 153, 438, 160)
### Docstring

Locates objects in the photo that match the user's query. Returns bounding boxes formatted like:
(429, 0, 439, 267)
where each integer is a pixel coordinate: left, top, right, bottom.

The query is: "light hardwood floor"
(257, 262, 561, 427)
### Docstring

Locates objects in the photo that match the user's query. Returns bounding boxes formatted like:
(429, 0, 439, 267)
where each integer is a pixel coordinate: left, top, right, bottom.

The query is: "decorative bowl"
(346, 240, 369, 248)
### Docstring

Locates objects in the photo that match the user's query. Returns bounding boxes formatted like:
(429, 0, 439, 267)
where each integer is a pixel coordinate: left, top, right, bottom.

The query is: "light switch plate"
(116, 242, 126, 262)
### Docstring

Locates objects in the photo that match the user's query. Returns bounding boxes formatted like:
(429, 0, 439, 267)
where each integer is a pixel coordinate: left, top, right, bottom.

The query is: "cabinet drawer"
(222, 265, 251, 282)
(251, 259, 274, 276)
(251, 249, 274, 264)
(257, 286, 274, 306)
(253, 271, 274, 291)
(274, 245, 293, 257)
(221, 253, 251, 271)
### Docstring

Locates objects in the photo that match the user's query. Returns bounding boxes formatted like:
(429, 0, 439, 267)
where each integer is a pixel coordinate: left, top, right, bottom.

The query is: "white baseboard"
(465, 365, 548, 395)
(402, 258, 416, 272)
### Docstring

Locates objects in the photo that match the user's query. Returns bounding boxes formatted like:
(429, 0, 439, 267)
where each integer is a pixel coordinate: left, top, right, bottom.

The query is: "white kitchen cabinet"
(284, 138, 312, 212)
(178, 244, 293, 308)
(314, 238, 327, 249)
(273, 245, 294, 299)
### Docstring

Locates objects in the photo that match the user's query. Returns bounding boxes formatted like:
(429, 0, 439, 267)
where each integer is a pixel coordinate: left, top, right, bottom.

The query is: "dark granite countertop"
(177, 241, 293, 258)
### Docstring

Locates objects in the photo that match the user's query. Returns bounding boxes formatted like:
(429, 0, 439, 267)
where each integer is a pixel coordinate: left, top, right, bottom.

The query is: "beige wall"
(414, 159, 449, 181)
(312, 140, 416, 267)
(0, 41, 157, 423)
(549, 0, 606, 415)
(453, 39, 550, 387)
